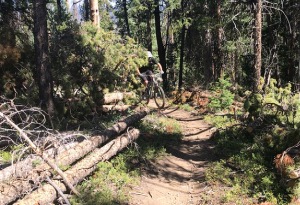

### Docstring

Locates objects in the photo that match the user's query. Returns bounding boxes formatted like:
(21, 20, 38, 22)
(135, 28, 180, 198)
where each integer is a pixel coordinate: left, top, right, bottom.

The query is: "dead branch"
(0, 110, 147, 204)
(0, 111, 80, 196)
(0, 130, 91, 182)
(46, 176, 71, 205)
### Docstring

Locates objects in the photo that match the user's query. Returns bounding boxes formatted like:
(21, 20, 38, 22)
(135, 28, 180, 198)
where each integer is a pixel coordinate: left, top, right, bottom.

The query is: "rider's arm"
(136, 67, 141, 76)
(157, 63, 164, 74)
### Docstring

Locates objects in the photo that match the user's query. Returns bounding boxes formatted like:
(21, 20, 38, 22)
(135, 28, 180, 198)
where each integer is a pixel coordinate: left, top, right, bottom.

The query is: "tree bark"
(14, 129, 140, 205)
(57, 0, 62, 21)
(0, 0, 16, 46)
(123, 0, 131, 37)
(33, 0, 55, 116)
(103, 92, 124, 104)
(253, 0, 262, 92)
(101, 105, 131, 112)
(0, 112, 79, 196)
(146, 3, 152, 52)
(102, 92, 135, 104)
(154, 0, 167, 88)
(0, 141, 78, 182)
(84, 0, 89, 21)
(0, 111, 147, 205)
(90, 0, 99, 26)
(178, 22, 186, 90)
(214, 0, 224, 79)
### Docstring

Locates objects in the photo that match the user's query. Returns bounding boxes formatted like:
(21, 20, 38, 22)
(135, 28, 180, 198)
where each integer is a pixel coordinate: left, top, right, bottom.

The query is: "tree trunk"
(253, 0, 262, 92)
(33, 0, 55, 116)
(0, 111, 147, 205)
(84, 0, 89, 21)
(57, 0, 62, 21)
(90, 0, 99, 26)
(0, 0, 16, 46)
(154, 0, 167, 89)
(14, 129, 140, 205)
(178, 22, 186, 90)
(146, 3, 152, 52)
(123, 0, 131, 37)
(214, 0, 224, 79)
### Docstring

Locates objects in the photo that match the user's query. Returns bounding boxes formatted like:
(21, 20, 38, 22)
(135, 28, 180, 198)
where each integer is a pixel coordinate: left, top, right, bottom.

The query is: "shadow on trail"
(167, 138, 217, 162)
(139, 132, 218, 185)
(183, 126, 214, 137)
(175, 117, 204, 122)
(159, 106, 180, 115)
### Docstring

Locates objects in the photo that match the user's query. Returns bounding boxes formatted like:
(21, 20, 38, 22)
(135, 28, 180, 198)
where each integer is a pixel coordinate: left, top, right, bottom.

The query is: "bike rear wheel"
(154, 86, 165, 109)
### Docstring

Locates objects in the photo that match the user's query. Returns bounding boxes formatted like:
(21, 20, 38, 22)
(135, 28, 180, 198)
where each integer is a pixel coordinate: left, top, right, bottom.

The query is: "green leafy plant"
(208, 78, 235, 112)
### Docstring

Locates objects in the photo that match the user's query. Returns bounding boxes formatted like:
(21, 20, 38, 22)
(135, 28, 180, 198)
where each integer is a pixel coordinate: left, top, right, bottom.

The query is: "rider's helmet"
(146, 51, 153, 58)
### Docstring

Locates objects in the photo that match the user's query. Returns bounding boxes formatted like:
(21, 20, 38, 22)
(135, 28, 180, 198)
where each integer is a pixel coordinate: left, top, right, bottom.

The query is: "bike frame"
(142, 73, 161, 96)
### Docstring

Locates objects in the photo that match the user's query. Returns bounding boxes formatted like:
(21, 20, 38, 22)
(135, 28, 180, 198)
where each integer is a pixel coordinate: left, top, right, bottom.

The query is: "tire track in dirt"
(129, 102, 217, 205)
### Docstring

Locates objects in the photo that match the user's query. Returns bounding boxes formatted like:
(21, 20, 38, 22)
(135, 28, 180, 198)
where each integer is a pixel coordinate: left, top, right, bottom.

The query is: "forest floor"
(128, 100, 230, 205)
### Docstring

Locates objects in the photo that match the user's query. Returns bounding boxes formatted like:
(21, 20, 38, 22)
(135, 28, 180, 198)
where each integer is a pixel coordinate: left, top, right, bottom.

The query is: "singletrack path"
(129, 101, 217, 205)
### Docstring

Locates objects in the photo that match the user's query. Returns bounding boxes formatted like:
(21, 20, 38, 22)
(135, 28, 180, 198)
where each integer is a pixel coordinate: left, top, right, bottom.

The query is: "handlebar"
(140, 73, 163, 83)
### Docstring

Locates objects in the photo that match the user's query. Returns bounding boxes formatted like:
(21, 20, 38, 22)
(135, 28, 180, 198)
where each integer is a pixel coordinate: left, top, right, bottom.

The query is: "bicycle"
(138, 72, 166, 109)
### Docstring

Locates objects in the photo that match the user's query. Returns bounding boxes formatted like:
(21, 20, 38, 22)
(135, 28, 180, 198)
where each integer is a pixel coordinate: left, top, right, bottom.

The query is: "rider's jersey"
(139, 57, 158, 73)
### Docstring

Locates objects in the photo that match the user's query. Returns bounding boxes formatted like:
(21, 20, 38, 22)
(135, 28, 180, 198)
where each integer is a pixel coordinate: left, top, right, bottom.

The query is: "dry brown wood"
(0, 111, 147, 205)
(102, 92, 135, 104)
(14, 128, 140, 205)
(103, 92, 124, 104)
(101, 105, 131, 112)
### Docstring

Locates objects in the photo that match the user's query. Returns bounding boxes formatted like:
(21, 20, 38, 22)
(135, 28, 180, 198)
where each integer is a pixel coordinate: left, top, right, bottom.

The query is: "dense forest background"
(1, 0, 300, 204)
(1, 0, 299, 116)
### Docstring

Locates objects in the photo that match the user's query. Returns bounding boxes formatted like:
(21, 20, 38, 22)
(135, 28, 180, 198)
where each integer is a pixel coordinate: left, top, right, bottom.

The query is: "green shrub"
(208, 78, 234, 112)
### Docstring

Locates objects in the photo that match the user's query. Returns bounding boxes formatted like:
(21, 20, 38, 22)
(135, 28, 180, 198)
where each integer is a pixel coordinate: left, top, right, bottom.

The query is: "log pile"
(101, 92, 136, 112)
(0, 110, 147, 205)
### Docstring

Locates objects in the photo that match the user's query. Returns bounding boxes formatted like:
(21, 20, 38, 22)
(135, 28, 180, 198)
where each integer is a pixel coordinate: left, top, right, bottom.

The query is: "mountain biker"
(137, 51, 164, 86)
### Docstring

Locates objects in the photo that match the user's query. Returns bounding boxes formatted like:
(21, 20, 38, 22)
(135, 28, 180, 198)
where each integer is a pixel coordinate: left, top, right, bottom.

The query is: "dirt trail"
(129, 102, 217, 205)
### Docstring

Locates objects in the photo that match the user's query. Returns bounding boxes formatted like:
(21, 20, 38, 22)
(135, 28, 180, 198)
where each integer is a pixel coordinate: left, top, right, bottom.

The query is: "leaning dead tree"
(0, 98, 148, 204)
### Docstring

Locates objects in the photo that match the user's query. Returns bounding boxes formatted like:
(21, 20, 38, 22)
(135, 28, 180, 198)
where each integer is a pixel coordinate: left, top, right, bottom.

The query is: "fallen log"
(103, 92, 124, 104)
(0, 141, 78, 182)
(101, 105, 131, 112)
(102, 92, 135, 104)
(0, 111, 79, 195)
(14, 128, 140, 205)
(0, 111, 147, 205)
(0, 130, 92, 182)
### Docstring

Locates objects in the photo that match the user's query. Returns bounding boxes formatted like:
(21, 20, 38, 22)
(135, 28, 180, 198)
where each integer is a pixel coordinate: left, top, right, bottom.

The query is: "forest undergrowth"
(2, 78, 300, 205)
(70, 79, 300, 205)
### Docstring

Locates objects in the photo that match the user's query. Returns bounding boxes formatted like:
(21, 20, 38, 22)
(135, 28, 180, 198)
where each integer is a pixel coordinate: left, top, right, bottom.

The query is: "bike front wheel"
(138, 87, 150, 105)
(154, 86, 165, 109)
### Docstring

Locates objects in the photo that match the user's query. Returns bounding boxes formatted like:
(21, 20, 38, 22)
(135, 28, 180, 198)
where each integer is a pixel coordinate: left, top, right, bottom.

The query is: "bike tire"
(139, 87, 150, 105)
(154, 86, 165, 109)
